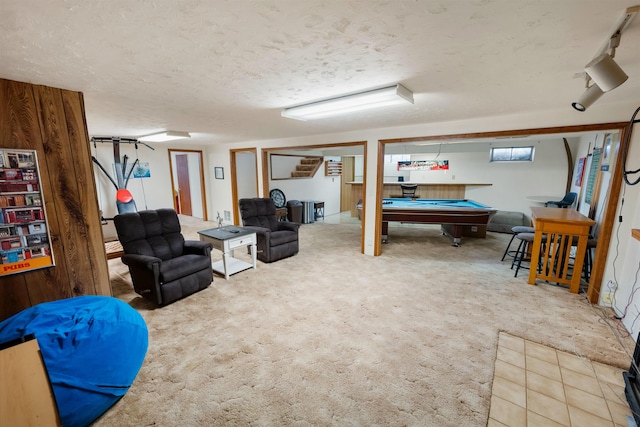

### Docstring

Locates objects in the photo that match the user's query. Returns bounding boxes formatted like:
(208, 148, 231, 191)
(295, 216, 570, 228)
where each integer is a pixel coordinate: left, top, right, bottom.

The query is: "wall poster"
(397, 160, 449, 171)
(574, 157, 586, 187)
(0, 149, 55, 276)
(585, 148, 602, 205)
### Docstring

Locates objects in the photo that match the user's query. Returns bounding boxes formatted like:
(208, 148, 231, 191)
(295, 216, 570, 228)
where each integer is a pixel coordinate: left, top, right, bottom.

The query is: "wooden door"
(176, 154, 192, 216)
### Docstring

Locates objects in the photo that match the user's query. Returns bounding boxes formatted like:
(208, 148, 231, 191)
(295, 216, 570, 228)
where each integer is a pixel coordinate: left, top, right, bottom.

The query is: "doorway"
(230, 148, 258, 224)
(168, 149, 208, 220)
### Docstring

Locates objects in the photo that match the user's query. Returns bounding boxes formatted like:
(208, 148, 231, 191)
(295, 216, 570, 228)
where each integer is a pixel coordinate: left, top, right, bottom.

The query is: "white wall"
(271, 155, 304, 180)
(569, 132, 618, 232)
(601, 128, 640, 337)
(269, 155, 342, 217)
(235, 151, 257, 200)
(351, 139, 570, 218)
(137, 104, 638, 324)
(92, 141, 208, 238)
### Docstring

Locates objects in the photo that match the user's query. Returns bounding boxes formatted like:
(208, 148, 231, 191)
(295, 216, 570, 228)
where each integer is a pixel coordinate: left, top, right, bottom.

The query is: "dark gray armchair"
(239, 198, 300, 263)
(113, 208, 213, 306)
(545, 192, 577, 208)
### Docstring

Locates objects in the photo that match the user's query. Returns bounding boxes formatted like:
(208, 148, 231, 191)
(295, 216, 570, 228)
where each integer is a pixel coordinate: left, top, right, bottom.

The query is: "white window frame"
(490, 146, 535, 162)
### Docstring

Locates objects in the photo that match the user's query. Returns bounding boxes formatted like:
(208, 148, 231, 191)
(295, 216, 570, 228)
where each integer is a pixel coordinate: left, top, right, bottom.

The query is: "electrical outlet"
(471, 226, 478, 232)
(601, 292, 613, 305)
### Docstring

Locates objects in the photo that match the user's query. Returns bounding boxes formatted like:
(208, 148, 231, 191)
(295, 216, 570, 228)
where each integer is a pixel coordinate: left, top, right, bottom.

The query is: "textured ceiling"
(1, 1, 639, 145)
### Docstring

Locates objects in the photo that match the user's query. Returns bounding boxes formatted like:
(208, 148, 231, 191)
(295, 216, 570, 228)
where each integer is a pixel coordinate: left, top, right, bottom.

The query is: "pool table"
(381, 198, 497, 246)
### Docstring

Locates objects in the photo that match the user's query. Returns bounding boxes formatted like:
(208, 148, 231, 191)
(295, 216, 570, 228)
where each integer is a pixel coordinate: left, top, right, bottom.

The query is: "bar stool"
(511, 232, 547, 278)
(313, 201, 324, 221)
(569, 236, 597, 282)
(501, 226, 535, 261)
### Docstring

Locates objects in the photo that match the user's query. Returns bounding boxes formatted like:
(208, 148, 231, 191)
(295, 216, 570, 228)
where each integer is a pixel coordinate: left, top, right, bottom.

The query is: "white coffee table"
(198, 226, 257, 280)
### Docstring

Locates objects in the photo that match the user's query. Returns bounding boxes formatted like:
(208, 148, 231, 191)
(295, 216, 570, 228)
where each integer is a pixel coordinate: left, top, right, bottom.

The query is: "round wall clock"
(269, 189, 286, 208)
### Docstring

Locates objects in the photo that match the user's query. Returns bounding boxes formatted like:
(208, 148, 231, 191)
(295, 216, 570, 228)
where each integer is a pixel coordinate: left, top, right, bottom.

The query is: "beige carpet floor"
(94, 215, 634, 426)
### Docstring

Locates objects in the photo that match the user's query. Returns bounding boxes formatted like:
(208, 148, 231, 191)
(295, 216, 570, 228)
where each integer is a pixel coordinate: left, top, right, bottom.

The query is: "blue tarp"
(0, 296, 148, 427)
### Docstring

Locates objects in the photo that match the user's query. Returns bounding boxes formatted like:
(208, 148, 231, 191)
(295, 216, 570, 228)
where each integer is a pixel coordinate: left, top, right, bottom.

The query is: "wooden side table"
(198, 226, 257, 280)
(275, 207, 287, 221)
(527, 207, 595, 293)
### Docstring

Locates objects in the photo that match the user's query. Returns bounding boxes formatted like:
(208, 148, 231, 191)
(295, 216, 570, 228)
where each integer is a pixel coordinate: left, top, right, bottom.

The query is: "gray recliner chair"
(239, 198, 300, 263)
(113, 208, 213, 306)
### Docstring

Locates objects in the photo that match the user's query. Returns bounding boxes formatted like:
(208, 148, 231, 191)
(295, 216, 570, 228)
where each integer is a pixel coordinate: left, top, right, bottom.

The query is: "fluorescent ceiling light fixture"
(138, 131, 191, 143)
(281, 84, 414, 121)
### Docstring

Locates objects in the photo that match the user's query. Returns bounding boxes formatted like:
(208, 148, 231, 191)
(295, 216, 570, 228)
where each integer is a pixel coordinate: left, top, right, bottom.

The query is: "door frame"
(378, 121, 630, 304)
(168, 149, 208, 221)
(258, 141, 367, 253)
(230, 148, 259, 225)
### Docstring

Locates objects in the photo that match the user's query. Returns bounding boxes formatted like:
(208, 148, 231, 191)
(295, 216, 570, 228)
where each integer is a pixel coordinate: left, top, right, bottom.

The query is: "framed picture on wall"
(0, 148, 55, 276)
(214, 167, 224, 179)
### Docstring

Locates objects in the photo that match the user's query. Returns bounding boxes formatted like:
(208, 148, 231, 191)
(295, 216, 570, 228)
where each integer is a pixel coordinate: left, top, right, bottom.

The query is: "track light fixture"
(572, 83, 604, 112)
(571, 5, 638, 112)
(585, 53, 628, 92)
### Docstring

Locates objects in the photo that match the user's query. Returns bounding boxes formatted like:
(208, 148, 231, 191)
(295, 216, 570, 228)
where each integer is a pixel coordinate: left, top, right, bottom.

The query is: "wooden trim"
(632, 229, 640, 241)
(262, 140, 365, 152)
(587, 126, 630, 303)
(0, 78, 110, 320)
(167, 150, 178, 212)
(381, 122, 629, 144)
(230, 150, 239, 225)
(377, 122, 629, 300)
(373, 140, 384, 256)
(167, 149, 208, 221)
(361, 142, 367, 255)
(261, 150, 269, 197)
(198, 151, 208, 221)
(259, 141, 367, 254)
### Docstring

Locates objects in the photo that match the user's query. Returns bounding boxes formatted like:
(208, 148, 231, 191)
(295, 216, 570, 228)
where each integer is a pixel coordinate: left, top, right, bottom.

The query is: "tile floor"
(489, 332, 634, 427)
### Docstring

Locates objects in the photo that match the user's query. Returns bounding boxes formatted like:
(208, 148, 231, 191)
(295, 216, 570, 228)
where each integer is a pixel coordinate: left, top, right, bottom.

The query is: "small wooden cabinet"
(325, 161, 343, 176)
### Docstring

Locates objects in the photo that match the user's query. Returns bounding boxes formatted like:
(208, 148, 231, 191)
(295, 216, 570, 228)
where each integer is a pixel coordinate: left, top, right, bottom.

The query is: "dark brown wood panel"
(61, 90, 111, 297)
(32, 85, 80, 302)
(0, 78, 110, 321)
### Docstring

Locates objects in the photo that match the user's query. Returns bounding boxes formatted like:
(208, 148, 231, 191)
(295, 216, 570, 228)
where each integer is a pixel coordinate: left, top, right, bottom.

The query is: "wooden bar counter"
(528, 207, 595, 293)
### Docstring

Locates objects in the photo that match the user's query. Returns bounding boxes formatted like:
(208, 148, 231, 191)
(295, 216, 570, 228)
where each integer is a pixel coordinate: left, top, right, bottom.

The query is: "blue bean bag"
(0, 296, 148, 427)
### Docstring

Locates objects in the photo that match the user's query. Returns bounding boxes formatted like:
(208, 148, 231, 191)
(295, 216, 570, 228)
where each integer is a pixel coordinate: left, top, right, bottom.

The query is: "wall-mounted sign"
(0, 149, 54, 276)
(574, 157, 586, 187)
(398, 160, 449, 171)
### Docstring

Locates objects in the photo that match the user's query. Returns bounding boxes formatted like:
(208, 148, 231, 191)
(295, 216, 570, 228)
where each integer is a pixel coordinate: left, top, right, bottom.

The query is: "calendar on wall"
(0, 149, 54, 276)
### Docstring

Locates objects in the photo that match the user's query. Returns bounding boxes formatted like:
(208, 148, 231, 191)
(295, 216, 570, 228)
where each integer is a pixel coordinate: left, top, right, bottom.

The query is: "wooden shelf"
(325, 161, 342, 176)
(632, 229, 640, 241)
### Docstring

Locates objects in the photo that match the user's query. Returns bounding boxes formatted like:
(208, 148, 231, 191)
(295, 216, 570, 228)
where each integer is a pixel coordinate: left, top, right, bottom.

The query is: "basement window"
(490, 146, 534, 162)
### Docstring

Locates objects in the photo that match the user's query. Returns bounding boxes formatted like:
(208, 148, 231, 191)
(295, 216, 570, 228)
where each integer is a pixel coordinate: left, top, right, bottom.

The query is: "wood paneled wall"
(0, 78, 110, 321)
